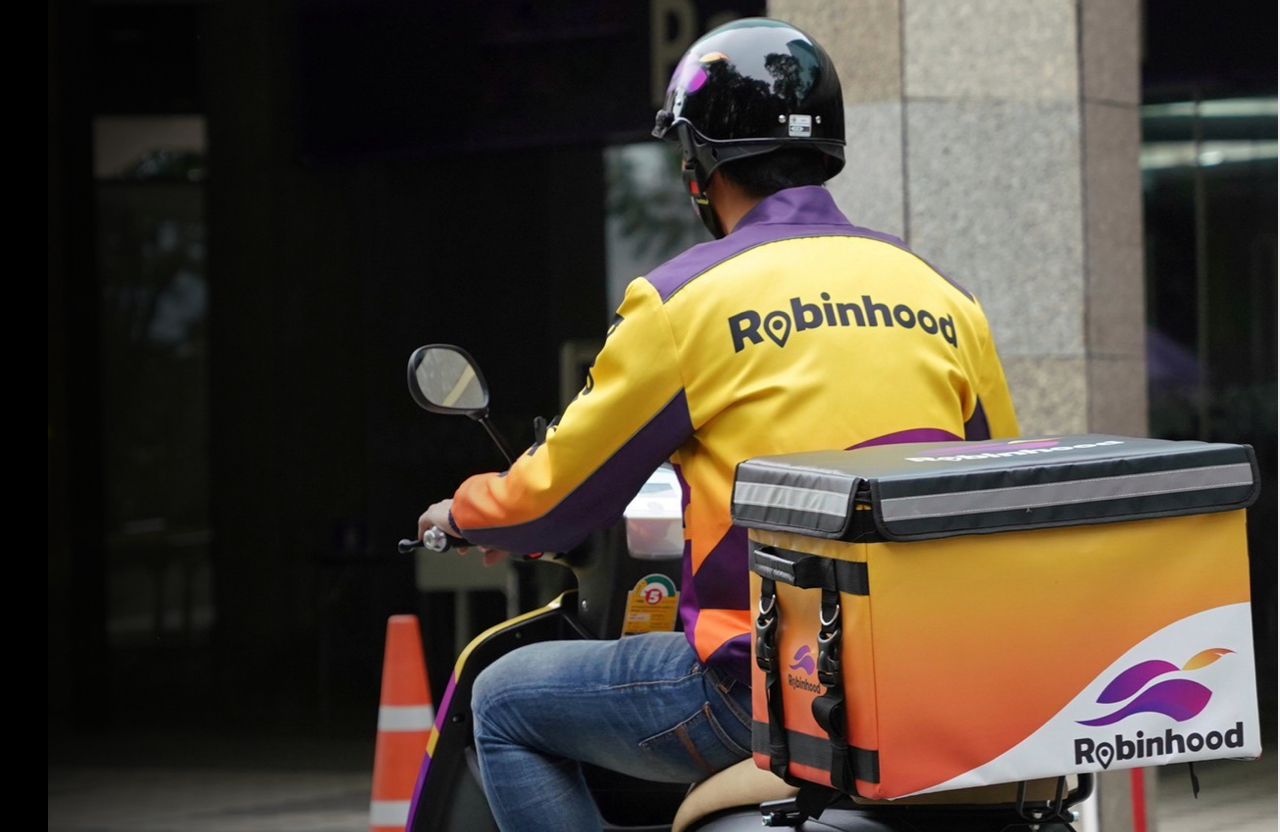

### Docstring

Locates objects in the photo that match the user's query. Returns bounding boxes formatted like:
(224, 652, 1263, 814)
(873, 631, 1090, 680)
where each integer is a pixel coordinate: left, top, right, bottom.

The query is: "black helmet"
(652, 17, 846, 237)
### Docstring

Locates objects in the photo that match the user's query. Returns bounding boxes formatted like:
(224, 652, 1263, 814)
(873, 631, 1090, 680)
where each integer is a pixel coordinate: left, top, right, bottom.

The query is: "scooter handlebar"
(399, 525, 468, 554)
(399, 528, 552, 563)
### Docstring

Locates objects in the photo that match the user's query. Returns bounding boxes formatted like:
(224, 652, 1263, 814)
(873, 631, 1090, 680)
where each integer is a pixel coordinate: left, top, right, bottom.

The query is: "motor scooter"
(398, 343, 1092, 832)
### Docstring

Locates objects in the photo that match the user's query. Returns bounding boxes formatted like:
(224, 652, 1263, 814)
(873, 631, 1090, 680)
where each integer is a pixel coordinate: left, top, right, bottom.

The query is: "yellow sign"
(622, 573, 679, 635)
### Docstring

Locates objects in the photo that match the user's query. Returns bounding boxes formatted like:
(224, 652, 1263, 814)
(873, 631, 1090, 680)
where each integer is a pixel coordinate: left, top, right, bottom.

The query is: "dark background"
(49, 0, 1276, 754)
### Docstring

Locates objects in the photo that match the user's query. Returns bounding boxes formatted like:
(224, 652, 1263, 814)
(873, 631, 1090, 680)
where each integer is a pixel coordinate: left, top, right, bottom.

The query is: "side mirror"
(407, 343, 515, 465)
(407, 344, 490, 417)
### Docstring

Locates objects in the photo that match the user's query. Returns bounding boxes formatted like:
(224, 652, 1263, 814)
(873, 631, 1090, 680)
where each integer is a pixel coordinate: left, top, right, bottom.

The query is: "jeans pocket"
(703, 665, 752, 734)
(637, 701, 752, 781)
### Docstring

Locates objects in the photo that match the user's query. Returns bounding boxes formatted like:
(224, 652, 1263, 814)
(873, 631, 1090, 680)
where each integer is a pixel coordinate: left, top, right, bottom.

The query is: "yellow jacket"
(452, 186, 1019, 681)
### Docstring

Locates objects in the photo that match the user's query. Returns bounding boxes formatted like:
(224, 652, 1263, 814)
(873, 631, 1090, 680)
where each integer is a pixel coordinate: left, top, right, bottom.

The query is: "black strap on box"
(754, 574, 791, 782)
(810, 584, 854, 793)
(750, 545, 875, 797)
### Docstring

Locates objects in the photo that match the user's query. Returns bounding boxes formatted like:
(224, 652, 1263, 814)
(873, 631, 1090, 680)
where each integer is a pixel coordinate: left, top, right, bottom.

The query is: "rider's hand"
(418, 499, 455, 539)
(418, 499, 506, 565)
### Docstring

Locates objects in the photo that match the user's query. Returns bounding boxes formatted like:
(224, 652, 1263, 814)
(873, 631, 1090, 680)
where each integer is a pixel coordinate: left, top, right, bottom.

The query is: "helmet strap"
(683, 161, 724, 239)
(676, 124, 726, 239)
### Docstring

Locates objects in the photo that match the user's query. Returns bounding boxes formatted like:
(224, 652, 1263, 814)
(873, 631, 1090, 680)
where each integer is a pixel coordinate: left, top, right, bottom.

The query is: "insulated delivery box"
(730, 434, 1262, 800)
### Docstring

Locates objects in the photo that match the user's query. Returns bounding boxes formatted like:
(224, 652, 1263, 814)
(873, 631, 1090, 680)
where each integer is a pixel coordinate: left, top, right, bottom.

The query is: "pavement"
(1148, 751, 1277, 832)
(48, 729, 1277, 832)
(48, 732, 375, 832)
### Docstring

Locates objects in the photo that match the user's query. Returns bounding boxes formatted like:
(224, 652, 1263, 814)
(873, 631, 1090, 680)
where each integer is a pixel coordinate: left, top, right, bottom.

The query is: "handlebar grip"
(398, 529, 556, 564)
(398, 526, 472, 554)
(421, 526, 460, 552)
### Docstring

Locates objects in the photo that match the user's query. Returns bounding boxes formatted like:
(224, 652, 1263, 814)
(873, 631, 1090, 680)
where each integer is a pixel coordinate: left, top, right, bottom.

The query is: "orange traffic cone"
(370, 614, 434, 832)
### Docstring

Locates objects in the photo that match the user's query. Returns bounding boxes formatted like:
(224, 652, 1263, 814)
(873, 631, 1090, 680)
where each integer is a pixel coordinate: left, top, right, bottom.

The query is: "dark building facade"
(49, 0, 1275, 750)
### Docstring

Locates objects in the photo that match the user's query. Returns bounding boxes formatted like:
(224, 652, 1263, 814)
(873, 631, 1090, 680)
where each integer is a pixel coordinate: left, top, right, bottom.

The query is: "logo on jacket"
(1072, 649, 1247, 768)
(727, 293, 957, 353)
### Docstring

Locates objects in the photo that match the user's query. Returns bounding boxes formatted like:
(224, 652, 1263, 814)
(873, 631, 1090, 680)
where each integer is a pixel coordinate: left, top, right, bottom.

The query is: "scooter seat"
(672, 759, 1074, 831)
(672, 758, 798, 832)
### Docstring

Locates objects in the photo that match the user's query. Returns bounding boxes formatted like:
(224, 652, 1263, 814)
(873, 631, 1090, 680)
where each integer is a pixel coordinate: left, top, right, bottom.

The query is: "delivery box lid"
(731, 435, 1259, 542)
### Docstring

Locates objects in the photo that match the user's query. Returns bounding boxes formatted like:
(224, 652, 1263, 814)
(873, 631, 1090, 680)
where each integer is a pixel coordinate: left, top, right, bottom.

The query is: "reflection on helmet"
(652, 18, 846, 238)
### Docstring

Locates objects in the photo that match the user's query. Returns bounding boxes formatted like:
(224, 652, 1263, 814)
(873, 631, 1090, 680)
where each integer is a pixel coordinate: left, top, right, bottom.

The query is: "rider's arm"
(448, 278, 691, 556)
(966, 312, 1020, 440)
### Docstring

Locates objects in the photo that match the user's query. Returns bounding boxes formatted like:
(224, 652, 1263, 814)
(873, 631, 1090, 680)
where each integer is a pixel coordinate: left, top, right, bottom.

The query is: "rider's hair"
(717, 149, 832, 198)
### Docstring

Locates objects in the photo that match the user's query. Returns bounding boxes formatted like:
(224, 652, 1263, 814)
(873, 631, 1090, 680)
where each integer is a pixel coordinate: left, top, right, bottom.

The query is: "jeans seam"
(477, 664, 702, 710)
(701, 700, 751, 758)
(704, 666, 752, 730)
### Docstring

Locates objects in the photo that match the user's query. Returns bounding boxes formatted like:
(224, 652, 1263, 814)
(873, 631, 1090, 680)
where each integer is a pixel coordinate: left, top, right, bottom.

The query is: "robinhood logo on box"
(905, 437, 1125, 463)
(1072, 648, 1248, 768)
(786, 644, 822, 694)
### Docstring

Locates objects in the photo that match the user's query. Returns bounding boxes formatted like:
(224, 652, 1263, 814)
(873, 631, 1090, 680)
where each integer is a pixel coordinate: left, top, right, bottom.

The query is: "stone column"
(770, 0, 1147, 437)
(769, 1, 1153, 828)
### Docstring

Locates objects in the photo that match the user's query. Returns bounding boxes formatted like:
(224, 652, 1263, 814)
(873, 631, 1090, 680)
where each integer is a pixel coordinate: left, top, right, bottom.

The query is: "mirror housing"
(407, 343, 516, 465)
(407, 344, 490, 417)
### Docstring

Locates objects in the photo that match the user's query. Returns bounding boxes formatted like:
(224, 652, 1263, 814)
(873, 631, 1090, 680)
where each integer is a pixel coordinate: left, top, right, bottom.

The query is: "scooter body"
(400, 344, 1089, 832)
(405, 537, 695, 832)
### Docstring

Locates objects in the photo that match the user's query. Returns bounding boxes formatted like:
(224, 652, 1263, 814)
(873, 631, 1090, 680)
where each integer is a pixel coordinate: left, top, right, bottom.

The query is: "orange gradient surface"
(749, 509, 1252, 797)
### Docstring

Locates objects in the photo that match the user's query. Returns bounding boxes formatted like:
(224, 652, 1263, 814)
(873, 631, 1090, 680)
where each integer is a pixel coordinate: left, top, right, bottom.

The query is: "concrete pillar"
(769, 1, 1152, 829)
(770, 0, 1147, 438)
(1096, 768, 1158, 832)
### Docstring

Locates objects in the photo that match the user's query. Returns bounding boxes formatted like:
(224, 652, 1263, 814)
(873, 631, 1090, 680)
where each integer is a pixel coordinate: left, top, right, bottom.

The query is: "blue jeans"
(470, 631, 753, 832)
